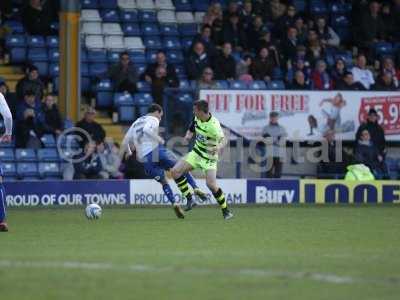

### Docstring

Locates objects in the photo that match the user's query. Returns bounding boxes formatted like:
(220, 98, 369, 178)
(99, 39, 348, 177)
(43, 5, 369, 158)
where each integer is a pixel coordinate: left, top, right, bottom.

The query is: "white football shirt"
(0, 92, 13, 135)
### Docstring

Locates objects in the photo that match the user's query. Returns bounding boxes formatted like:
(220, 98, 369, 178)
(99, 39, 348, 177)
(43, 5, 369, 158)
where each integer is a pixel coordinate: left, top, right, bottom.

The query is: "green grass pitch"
(1, 205, 400, 300)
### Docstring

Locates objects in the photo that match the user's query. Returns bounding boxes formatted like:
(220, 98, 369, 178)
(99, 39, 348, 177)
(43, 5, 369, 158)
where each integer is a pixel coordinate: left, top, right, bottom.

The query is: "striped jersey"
(189, 114, 224, 161)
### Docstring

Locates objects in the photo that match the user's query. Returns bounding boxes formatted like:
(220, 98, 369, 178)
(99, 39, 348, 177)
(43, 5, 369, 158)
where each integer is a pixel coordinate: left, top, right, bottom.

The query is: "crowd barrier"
(4, 179, 400, 207)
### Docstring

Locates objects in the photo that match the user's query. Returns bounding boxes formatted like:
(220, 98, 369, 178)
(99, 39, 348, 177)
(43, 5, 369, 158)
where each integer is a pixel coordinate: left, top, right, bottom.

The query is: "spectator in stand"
(356, 108, 386, 157)
(330, 58, 347, 87)
(239, 1, 255, 31)
(105, 51, 138, 94)
(286, 58, 311, 85)
(336, 71, 366, 90)
(261, 111, 287, 178)
(257, 29, 275, 51)
(351, 54, 375, 90)
(16, 65, 44, 101)
(185, 41, 211, 80)
(247, 15, 267, 52)
(213, 42, 236, 80)
(0, 0, 12, 20)
(191, 25, 217, 58)
(203, 2, 223, 26)
(196, 67, 220, 97)
(274, 5, 297, 39)
(381, 2, 395, 41)
(250, 47, 276, 82)
(354, 129, 386, 178)
(97, 142, 123, 179)
(15, 90, 48, 148)
(143, 50, 179, 105)
(42, 93, 63, 136)
(289, 70, 310, 90)
(73, 141, 103, 180)
(281, 26, 299, 62)
(0, 81, 16, 115)
(391, 0, 400, 42)
(355, 0, 385, 51)
(236, 54, 253, 79)
(381, 57, 399, 88)
(21, 0, 55, 35)
(293, 16, 307, 45)
(306, 29, 324, 65)
(223, 1, 240, 24)
(311, 60, 332, 90)
(314, 16, 340, 48)
(76, 107, 106, 145)
(373, 72, 398, 91)
(211, 18, 224, 47)
(222, 13, 247, 52)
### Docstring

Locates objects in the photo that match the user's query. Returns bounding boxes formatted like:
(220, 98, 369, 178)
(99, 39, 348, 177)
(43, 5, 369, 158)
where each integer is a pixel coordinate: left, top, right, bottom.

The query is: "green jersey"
(189, 114, 224, 161)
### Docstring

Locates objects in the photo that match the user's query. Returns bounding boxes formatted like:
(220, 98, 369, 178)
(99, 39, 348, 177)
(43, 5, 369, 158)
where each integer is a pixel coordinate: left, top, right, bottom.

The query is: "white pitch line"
(0, 260, 398, 286)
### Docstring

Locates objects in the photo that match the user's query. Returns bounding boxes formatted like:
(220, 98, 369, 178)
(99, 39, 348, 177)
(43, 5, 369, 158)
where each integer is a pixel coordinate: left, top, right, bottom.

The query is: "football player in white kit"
(0, 92, 13, 232)
(121, 104, 207, 219)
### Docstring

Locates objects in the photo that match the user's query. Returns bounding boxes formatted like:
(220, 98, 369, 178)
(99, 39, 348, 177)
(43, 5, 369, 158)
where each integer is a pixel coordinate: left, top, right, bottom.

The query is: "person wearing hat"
(75, 107, 106, 146)
(355, 108, 386, 157)
(261, 111, 287, 178)
(15, 65, 44, 101)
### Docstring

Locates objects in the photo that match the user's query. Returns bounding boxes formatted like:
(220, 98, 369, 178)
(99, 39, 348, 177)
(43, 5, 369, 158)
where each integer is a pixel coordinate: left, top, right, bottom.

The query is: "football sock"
(0, 183, 6, 222)
(212, 188, 227, 209)
(185, 173, 198, 189)
(175, 176, 193, 201)
(162, 184, 175, 204)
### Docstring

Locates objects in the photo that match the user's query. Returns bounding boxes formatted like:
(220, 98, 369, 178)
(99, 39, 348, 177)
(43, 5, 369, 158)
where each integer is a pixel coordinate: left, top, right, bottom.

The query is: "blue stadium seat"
(81, 76, 91, 92)
(120, 10, 138, 23)
(163, 37, 182, 50)
(96, 79, 114, 107)
(174, 93, 194, 125)
(81, 63, 89, 76)
(375, 42, 394, 56)
(139, 11, 157, 23)
(134, 93, 153, 116)
(0, 148, 15, 162)
(4, 20, 24, 33)
(334, 51, 353, 66)
(177, 80, 192, 91)
(2, 162, 17, 177)
(32, 61, 48, 76)
(141, 23, 160, 36)
(122, 23, 141, 36)
(107, 50, 120, 63)
(118, 105, 136, 122)
(5, 35, 26, 47)
(331, 15, 350, 28)
(96, 78, 113, 91)
(37, 148, 59, 162)
(192, 1, 209, 12)
(51, 22, 59, 31)
(174, 0, 193, 11)
(41, 134, 56, 148)
(99, 0, 117, 9)
(27, 36, 46, 48)
(10, 47, 27, 63)
(101, 9, 120, 22)
(15, 149, 37, 162)
(49, 63, 59, 77)
(229, 80, 247, 90)
(114, 93, 134, 107)
(46, 36, 59, 48)
(136, 64, 147, 75)
(248, 80, 267, 90)
(28, 48, 48, 61)
(137, 81, 151, 92)
(216, 80, 228, 89)
(143, 37, 163, 50)
(145, 51, 157, 63)
(49, 48, 60, 62)
(175, 64, 186, 78)
(181, 37, 193, 51)
(129, 51, 146, 64)
(272, 67, 284, 80)
(89, 63, 108, 76)
(88, 49, 108, 62)
(53, 77, 59, 92)
(39, 162, 62, 178)
(310, 1, 328, 15)
(267, 80, 285, 90)
(82, 0, 99, 9)
(17, 163, 39, 178)
(178, 24, 198, 36)
(166, 50, 184, 64)
(329, 2, 352, 14)
(160, 24, 179, 36)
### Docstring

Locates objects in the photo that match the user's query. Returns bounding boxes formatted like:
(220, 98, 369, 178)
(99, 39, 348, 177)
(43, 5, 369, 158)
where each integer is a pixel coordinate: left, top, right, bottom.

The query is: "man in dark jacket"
(143, 50, 179, 87)
(372, 72, 399, 91)
(73, 141, 103, 179)
(42, 93, 63, 136)
(336, 72, 366, 91)
(105, 51, 138, 94)
(16, 65, 44, 101)
(21, 0, 55, 35)
(191, 25, 217, 58)
(289, 70, 310, 90)
(222, 13, 247, 51)
(213, 42, 236, 80)
(185, 41, 211, 80)
(356, 1, 386, 49)
(76, 107, 106, 145)
(250, 47, 276, 81)
(356, 108, 386, 156)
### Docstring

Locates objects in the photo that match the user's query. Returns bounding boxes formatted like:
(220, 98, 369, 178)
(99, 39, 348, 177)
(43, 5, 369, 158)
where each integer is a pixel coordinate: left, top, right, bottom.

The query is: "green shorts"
(185, 150, 218, 171)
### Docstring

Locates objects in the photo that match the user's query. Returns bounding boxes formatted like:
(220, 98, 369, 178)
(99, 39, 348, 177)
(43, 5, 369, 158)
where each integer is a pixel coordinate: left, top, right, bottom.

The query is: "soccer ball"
(85, 203, 102, 220)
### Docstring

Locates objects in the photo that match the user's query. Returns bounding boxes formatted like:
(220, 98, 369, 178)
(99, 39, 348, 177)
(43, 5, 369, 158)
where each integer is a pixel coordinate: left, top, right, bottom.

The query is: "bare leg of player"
(171, 159, 194, 179)
(205, 170, 233, 220)
(159, 177, 185, 219)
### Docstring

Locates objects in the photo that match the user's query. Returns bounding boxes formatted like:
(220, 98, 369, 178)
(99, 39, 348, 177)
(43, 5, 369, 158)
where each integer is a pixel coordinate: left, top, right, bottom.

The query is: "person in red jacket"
(311, 60, 332, 90)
